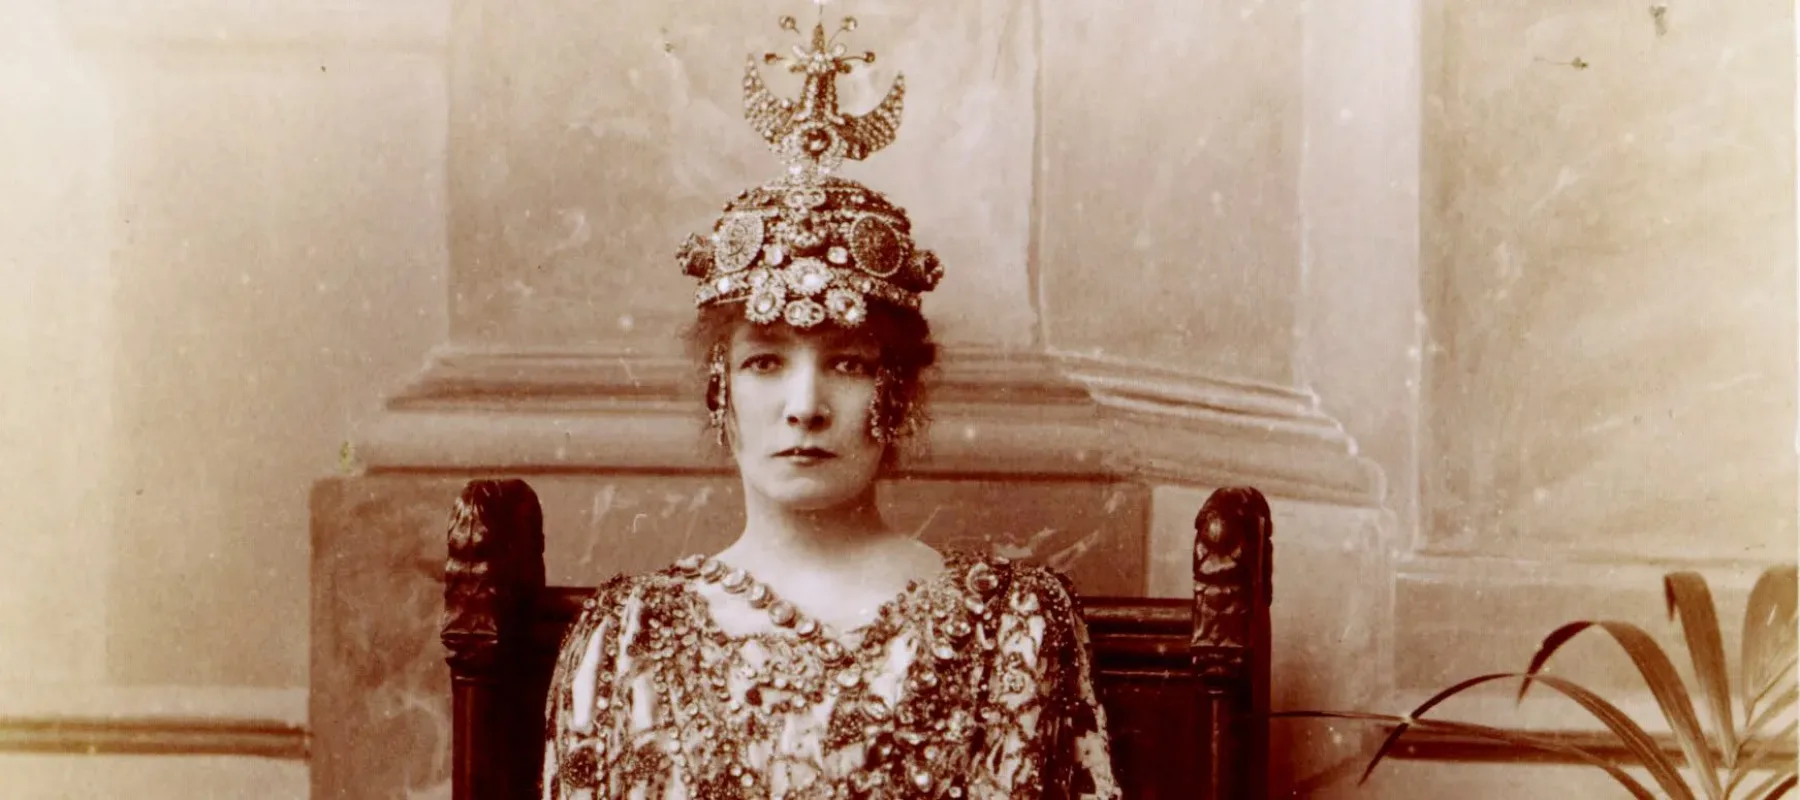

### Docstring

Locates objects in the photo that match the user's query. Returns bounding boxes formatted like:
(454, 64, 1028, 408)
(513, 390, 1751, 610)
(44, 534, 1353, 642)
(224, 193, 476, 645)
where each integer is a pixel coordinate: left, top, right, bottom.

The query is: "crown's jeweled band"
(677, 15, 940, 329)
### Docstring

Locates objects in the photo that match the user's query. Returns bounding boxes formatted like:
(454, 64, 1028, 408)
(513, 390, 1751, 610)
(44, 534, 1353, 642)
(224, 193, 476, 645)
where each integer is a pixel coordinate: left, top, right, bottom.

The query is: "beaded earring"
(869, 367, 922, 444)
(705, 344, 730, 448)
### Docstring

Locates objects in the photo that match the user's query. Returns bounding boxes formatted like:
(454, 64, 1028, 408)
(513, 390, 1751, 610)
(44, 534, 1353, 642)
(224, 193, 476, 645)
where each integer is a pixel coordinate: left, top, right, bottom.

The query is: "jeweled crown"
(677, 15, 943, 329)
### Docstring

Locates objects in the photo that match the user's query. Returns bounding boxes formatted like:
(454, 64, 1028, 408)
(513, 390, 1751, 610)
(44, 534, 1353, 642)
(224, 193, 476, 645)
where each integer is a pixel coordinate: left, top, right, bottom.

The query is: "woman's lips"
(774, 447, 837, 464)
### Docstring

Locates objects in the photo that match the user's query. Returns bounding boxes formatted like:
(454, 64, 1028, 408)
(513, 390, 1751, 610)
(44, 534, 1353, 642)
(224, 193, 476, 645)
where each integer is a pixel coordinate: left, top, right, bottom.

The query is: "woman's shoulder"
(558, 564, 704, 640)
(941, 550, 1087, 619)
(944, 553, 1097, 671)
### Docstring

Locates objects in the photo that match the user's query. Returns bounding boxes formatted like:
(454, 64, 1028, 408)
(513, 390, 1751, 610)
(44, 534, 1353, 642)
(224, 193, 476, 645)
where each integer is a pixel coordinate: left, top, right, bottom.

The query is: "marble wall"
(3, 0, 449, 796)
(1, 0, 116, 692)
(1390, 0, 1799, 771)
(1421, 0, 1797, 564)
(102, 35, 449, 689)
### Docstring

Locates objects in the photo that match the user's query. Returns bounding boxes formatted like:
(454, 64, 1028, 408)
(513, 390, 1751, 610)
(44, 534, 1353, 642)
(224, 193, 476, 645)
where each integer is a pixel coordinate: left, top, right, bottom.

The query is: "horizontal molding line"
(1386, 726, 1797, 768)
(1395, 552, 1791, 589)
(1049, 350, 1328, 423)
(359, 345, 1385, 506)
(0, 716, 309, 759)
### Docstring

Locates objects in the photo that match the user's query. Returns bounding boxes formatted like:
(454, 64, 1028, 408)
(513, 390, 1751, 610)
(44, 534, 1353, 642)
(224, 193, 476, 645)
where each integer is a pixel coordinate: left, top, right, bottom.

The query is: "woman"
(541, 14, 1121, 799)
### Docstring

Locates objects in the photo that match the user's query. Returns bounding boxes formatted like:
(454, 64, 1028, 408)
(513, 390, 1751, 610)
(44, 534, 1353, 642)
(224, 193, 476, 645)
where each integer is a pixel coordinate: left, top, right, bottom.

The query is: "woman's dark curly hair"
(683, 301, 939, 467)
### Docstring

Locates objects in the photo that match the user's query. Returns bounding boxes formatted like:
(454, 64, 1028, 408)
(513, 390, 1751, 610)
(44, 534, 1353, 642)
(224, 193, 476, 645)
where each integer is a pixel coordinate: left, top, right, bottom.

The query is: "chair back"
(440, 479, 1273, 799)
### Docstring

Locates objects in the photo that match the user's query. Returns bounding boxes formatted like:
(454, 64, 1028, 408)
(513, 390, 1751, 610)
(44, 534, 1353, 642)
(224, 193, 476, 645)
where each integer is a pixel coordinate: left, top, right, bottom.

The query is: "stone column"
(1038, 3, 1406, 792)
(1039, 1, 1305, 384)
(1035, 0, 1384, 503)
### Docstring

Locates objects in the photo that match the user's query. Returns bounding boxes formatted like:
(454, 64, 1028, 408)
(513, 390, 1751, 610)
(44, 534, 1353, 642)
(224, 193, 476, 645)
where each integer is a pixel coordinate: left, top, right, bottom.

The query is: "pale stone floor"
(0, 755, 307, 800)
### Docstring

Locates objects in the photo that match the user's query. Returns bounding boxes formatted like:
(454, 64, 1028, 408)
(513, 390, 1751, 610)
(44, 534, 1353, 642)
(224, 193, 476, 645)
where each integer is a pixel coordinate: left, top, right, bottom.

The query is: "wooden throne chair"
(440, 479, 1274, 799)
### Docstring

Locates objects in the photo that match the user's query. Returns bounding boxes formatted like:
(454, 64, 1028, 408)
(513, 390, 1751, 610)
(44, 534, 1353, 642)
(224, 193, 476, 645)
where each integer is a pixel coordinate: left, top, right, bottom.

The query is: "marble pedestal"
(309, 469, 1153, 799)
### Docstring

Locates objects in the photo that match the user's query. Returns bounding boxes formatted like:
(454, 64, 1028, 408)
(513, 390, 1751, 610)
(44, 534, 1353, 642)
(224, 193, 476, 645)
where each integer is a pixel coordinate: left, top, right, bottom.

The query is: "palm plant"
(1278, 565, 1798, 799)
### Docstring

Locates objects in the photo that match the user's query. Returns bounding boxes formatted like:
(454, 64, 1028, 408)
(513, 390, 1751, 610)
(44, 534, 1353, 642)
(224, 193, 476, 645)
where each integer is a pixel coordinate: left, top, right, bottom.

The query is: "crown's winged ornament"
(744, 15, 905, 173)
(676, 15, 942, 330)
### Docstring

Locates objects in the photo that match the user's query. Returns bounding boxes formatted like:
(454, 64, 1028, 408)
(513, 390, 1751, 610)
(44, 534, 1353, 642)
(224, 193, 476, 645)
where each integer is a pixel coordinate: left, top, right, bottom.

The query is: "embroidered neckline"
(669, 549, 982, 649)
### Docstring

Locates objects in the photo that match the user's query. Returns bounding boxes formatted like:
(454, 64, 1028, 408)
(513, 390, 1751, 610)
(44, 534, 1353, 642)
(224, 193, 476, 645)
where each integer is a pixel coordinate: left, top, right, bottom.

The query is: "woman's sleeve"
(1051, 574, 1123, 800)
(541, 579, 629, 800)
(970, 568, 1122, 800)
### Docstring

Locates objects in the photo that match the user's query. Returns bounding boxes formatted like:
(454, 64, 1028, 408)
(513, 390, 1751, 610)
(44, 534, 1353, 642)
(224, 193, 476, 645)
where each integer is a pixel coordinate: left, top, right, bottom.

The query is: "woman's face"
(725, 322, 886, 510)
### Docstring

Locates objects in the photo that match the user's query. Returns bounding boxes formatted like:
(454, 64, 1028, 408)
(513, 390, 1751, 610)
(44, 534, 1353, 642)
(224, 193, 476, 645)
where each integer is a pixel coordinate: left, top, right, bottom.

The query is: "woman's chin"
(755, 476, 871, 512)
(769, 488, 860, 512)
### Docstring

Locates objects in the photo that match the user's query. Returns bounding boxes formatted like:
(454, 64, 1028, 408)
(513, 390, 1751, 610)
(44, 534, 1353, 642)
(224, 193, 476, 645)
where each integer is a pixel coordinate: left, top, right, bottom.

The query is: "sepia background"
(2, 0, 1794, 797)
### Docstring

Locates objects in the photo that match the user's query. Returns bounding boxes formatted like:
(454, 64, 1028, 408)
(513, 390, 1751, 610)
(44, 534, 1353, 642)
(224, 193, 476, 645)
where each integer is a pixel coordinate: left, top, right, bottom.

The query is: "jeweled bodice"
(541, 551, 1121, 800)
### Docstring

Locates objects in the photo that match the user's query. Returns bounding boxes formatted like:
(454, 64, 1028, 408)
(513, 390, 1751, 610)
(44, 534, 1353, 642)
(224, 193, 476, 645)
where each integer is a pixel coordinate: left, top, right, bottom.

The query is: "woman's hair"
(683, 301, 940, 463)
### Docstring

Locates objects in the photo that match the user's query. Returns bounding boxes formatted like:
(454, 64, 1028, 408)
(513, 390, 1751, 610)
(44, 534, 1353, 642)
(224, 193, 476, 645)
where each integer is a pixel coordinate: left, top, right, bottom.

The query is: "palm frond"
(1760, 774, 1797, 800)
(1270, 709, 1660, 798)
(1743, 567, 1799, 721)
(1728, 720, 1798, 796)
(1743, 768, 1798, 800)
(1275, 564, 1797, 799)
(1744, 683, 1799, 746)
(1666, 571, 1738, 768)
(1522, 620, 1721, 798)
(1309, 670, 1696, 798)
(1749, 658, 1798, 723)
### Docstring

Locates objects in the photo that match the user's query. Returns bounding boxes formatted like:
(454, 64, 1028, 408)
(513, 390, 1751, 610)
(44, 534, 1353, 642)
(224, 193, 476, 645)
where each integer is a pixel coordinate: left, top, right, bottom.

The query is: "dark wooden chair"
(441, 479, 1274, 799)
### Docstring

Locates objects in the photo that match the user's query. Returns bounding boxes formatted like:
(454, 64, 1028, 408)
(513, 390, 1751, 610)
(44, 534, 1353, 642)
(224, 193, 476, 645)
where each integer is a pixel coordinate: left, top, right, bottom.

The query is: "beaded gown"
(541, 550, 1123, 799)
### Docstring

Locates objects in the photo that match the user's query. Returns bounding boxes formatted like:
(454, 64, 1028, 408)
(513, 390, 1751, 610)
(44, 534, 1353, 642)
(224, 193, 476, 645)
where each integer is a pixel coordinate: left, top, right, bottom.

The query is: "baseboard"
(0, 685, 308, 759)
(0, 717, 308, 759)
(1386, 726, 1797, 767)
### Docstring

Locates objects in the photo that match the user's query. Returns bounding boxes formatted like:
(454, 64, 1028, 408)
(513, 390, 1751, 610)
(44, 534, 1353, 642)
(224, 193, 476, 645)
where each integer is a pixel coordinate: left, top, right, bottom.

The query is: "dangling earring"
(706, 345, 730, 448)
(868, 369, 887, 443)
(869, 367, 906, 444)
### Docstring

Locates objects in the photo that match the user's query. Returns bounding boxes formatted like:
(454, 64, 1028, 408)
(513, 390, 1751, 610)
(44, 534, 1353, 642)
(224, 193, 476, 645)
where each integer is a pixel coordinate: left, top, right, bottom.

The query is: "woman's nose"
(782, 364, 830, 429)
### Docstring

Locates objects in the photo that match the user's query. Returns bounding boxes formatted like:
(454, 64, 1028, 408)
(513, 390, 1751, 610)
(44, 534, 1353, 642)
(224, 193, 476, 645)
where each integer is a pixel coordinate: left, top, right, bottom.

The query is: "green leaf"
(1666, 572, 1737, 767)
(1523, 620, 1721, 799)
(1743, 567, 1799, 721)
(1728, 719, 1797, 796)
(1270, 709, 1660, 798)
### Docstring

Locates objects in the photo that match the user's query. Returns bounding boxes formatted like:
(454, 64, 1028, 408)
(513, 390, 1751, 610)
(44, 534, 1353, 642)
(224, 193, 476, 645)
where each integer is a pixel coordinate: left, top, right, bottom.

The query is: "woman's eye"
(740, 355, 781, 373)
(833, 356, 876, 377)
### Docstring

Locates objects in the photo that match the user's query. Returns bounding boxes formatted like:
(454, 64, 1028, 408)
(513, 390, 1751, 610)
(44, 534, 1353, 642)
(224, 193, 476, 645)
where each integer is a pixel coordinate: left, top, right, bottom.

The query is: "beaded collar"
(668, 550, 993, 648)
